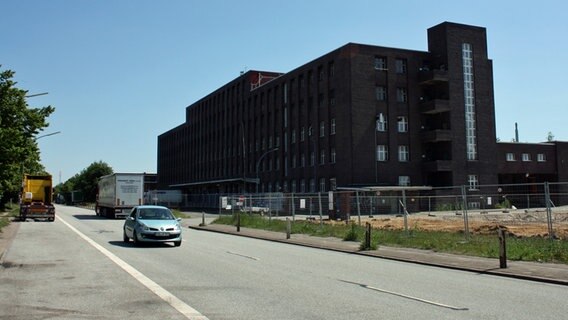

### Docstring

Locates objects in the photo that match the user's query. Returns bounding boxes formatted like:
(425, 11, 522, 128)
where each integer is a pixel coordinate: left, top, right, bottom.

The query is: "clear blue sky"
(2, 0, 567, 184)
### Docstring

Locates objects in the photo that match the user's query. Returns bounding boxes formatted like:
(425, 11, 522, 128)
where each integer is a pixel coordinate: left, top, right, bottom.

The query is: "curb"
(188, 225, 568, 286)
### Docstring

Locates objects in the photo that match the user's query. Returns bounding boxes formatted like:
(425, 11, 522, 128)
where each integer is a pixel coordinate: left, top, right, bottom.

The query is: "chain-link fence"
(173, 182, 568, 240)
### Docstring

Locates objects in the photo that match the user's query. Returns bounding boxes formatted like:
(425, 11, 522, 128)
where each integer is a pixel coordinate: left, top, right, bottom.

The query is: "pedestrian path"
(188, 222, 568, 286)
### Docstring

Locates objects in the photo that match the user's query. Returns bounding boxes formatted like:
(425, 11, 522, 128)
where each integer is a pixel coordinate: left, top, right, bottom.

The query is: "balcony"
(422, 160, 452, 172)
(418, 68, 448, 85)
(421, 99, 450, 114)
(421, 130, 452, 143)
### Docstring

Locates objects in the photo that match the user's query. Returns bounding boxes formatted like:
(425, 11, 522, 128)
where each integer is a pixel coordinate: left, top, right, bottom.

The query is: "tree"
(0, 67, 55, 209)
(55, 161, 113, 203)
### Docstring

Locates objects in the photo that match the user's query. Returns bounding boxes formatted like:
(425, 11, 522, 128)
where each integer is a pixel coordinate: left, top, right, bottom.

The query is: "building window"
(329, 90, 335, 106)
(268, 136, 273, 148)
(291, 180, 297, 193)
(283, 83, 288, 104)
(318, 66, 324, 81)
(276, 158, 280, 170)
(292, 154, 296, 168)
(330, 118, 336, 135)
(319, 121, 325, 137)
(376, 113, 387, 132)
(396, 88, 407, 103)
(319, 178, 326, 192)
(374, 56, 387, 70)
(330, 178, 337, 191)
(376, 145, 388, 161)
(284, 107, 288, 128)
(320, 149, 325, 165)
(310, 151, 315, 166)
(468, 174, 479, 190)
(308, 126, 313, 137)
(463, 42, 478, 161)
(398, 145, 409, 162)
(301, 154, 306, 167)
(397, 116, 408, 133)
(328, 61, 335, 77)
(537, 153, 546, 162)
(283, 181, 288, 193)
(376, 86, 387, 101)
(506, 153, 516, 161)
(330, 147, 336, 163)
(301, 127, 305, 141)
(300, 179, 306, 193)
(522, 153, 531, 161)
(292, 130, 297, 143)
(395, 59, 407, 74)
(310, 179, 316, 193)
(398, 176, 410, 186)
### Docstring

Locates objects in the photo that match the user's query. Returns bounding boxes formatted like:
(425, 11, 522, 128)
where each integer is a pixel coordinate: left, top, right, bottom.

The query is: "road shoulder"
(0, 220, 20, 263)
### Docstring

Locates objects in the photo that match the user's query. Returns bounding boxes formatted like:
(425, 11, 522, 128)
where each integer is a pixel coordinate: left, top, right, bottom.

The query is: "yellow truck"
(20, 174, 55, 221)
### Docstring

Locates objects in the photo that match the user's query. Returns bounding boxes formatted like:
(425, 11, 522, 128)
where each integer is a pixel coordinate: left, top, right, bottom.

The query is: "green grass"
(0, 204, 19, 231)
(213, 214, 568, 264)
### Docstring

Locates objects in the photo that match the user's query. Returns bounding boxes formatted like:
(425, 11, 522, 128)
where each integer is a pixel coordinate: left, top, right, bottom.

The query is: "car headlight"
(174, 223, 181, 231)
(138, 223, 149, 231)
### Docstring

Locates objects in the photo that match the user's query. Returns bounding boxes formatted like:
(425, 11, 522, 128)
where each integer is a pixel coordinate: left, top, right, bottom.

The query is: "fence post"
(291, 193, 296, 222)
(236, 208, 241, 232)
(356, 191, 361, 226)
(318, 192, 323, 226)
(268, 193, 272, 222)
(461, 185, 470, 241)
(286, 217, 291, 239)
(200, 212, 206, 227)
(498, 227, 507, 268)
(364, 222, 371, 250)
(544, 182, 554, 240)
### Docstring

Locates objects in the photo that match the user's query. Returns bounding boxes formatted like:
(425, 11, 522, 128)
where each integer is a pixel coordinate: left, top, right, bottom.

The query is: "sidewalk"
(188, 222, 568, 286)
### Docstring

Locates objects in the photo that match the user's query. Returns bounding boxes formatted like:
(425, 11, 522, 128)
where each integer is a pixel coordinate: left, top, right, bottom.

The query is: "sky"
(2, 0, 567, 185)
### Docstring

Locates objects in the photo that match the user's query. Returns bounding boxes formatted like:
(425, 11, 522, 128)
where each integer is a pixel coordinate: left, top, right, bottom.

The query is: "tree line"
(1, 66, 113, 208)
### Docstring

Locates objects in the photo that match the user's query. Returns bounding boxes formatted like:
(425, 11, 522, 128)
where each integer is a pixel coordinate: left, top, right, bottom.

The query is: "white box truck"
(95, 173, 144, 218)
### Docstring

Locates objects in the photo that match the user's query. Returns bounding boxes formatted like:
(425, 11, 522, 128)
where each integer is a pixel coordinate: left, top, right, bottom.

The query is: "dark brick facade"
(157, 22, 567, 193)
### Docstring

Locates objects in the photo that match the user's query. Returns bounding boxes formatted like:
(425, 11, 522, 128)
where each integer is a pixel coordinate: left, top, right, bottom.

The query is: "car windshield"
(137, 208, 174, 220)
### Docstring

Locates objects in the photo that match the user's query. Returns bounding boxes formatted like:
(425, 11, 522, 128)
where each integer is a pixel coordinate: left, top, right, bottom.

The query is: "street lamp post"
(255, 147, 279, 194)
(22, 131, 62, 177)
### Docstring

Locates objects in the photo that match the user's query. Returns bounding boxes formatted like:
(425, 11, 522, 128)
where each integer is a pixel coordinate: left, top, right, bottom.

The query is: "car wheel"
(123, 229, 129, 242)
(174, 240, 182, 247)
(132, 231, 141, 246)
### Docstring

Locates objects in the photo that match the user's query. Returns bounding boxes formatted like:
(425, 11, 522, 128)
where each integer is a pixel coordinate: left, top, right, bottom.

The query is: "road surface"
(1, 205, 567, 319)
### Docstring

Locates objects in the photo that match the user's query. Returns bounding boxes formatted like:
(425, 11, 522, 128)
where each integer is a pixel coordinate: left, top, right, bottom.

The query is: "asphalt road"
(1, 205, 567, 319)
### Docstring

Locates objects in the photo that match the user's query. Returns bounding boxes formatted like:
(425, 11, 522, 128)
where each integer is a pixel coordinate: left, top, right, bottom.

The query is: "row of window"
(374, 56, 407, 74)
(262, 174, 413, 193)
(506, 153, 547, 162)
(376, 114, 408, 132)
(375, 86, 408, 103)
(376, 145, 410, 162)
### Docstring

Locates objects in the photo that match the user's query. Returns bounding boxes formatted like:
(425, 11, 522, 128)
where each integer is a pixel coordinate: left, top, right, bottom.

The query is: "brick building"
(157, 21, 567, 194)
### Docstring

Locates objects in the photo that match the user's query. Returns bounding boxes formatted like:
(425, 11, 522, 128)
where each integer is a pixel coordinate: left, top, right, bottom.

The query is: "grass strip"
(213, 214, 568, 264)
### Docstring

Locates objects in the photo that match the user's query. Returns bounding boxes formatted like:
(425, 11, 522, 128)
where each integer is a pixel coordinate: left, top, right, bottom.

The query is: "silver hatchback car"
(123, 205, 182, 246)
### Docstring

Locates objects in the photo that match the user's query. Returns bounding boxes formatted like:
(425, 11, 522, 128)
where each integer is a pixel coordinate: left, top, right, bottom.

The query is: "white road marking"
(58, 216, 209, 320)
(340, 279, 469, 311)
(227, 251, 260, 261)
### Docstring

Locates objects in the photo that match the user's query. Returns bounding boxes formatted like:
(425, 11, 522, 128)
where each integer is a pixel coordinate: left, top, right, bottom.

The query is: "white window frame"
(376, 113, 387, 132)
(330, 148, 336, 163)
(398, 176, 410, 186)
(468, 174, 479, 190)
(376, 86, 387, 101)
(537, 153, 546, 162)
(522, 153, 531, 162)
(396, 88, 407, 103)
(374, 56, 387, 70)
(506, 153, 516, 161)
(398, 145, 409, 162)
(319, 121, 325, 137)
(330, 118, 336, 135)
(395, 59, 407, 74)
(397, 116, 408, 133)
(376, 145, 388, 162)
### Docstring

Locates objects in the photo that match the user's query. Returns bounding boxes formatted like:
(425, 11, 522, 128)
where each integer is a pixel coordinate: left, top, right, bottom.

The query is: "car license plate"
(155, 232, 169, 237)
